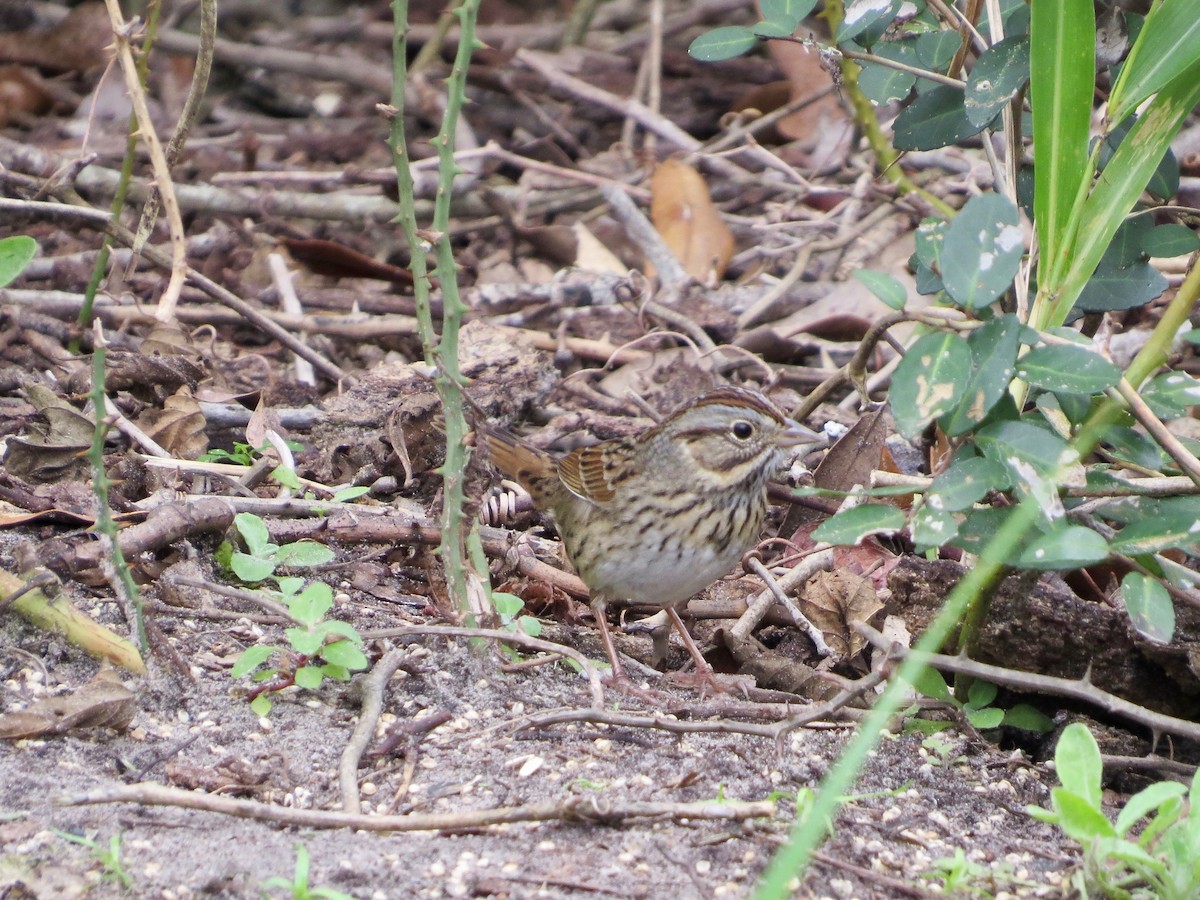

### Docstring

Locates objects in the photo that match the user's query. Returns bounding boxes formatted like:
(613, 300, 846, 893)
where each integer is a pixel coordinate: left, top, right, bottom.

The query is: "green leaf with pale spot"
(1110, 513, 1200, 555)
(928, 455, 1010, 512)
(894, 85, 985, 151)
(891, 331, 972, 439)
(1017, 525, 1109, 570)
(965, 36, 1030, 127)
(941, 193, 1024, 309)
(942, 314, 1022, 436)
(1016, 344, 1122, 394)
(1140, 372, 1200, 419)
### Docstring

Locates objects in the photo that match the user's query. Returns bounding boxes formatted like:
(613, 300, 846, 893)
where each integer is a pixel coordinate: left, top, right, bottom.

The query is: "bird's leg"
(665, 604, 733, 696)
(590, 594, 668, 703)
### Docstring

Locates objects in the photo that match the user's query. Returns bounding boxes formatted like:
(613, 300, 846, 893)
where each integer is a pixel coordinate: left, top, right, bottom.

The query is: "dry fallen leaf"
(136, 386, 209, 459)
(0, 669, 136, 740)
(797, 569, 885, 664)
(649, 157, 735, 285)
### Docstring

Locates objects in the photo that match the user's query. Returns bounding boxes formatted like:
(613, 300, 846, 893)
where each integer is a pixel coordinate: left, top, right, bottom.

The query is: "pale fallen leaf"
(0, 669, 136, 740)
(798, 569, 885, 663)
(649, 158, 734, 285)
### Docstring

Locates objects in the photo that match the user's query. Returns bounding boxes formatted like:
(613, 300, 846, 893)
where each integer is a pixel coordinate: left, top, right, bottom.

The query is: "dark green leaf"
(1016, 344, 1122, 394)
(890, 331, 973, 438)
(853, 270, 908, 309)
(894, 85, 985, 151)
(1139, 223, 1200, 258)
(761, 0, 819, 31)
(0, 235, 37, 289)
(811, 504, 906, 545)
(1104, 426, 1169, 471)
(1017, 525, 1110, 570)
(837, 0, 902, 44)
(1111, 513, 1200, 555)
(913, 262, 944, 295)
(910, 506, 960, 552)
(948, 506, 1015, 554)
(914, 217, 948, 270)
(942, 313, 1022, 435)
(754, 21, 796, 38)
(911, 667, 953, 702)
(941, 193, 1024, 309)
(689, 27, 759, 62)
(976, 419, 1078, 485)
(1074, 259, 1167, 312)
(1140, 371, 1200, 419)
(1121, 572, 1175, 644)
(915, 30, 960, 71)
(928, 455, 1010, 511)
(965, 36, 1030, 127)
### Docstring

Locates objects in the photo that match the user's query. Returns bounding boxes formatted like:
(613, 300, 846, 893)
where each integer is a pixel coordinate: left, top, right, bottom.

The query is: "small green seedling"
(1029, 722, 1200, 898)
(908, 670, 1054, 736)
(224, 513, 367, 715)
(260, 845, 354, 900)
(53, 829, 135, 891)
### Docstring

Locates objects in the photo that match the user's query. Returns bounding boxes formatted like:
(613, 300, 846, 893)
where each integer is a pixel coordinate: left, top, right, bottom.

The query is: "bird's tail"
(476, 426, 554, 497)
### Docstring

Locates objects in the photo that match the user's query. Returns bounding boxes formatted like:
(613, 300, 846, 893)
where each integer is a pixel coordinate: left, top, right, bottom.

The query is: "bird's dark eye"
(731, 421, 754, 440)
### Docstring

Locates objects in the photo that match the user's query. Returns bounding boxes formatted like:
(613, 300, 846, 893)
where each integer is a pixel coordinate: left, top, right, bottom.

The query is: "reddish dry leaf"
(649, 158, 735, 284)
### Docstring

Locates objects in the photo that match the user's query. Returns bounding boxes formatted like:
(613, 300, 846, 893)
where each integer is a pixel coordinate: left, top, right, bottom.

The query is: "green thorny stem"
(755, 256, 1200, 897)
(389, 0, 485, 616)
(89, 324, 147, 653)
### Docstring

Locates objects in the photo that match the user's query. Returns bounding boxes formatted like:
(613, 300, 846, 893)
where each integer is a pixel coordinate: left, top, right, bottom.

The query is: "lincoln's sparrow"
(480, 387, 820, 688)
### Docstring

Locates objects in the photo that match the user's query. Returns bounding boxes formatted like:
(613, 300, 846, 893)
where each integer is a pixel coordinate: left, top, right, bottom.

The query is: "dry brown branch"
(340, 648, 412, 815)
(62, 782, 776, 832)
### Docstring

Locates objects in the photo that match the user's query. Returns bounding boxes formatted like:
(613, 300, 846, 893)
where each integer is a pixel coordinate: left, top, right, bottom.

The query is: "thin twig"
(340, 649, 412, 814)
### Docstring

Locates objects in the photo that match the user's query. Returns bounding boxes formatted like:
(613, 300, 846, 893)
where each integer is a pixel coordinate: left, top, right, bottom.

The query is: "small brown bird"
(480, 387, 820, 689)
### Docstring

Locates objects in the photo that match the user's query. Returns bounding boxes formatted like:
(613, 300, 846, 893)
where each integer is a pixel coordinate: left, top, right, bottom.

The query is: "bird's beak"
(779, 419, 823, 447)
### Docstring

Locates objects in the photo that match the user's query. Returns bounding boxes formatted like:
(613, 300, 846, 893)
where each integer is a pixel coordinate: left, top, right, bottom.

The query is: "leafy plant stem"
(389, 0, 485, 617)
(755, 408, 1126, 897)
(820, 1, 956, 218)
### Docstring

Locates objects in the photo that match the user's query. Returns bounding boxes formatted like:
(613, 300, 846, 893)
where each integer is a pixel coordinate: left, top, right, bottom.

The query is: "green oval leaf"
(320, 639, 369, 670)
(942, 313, 1022, 436)
(837, 0, 902, 44)
(1055, 722, 1103, 807)
(0, 235, 37, 289)
(966, 706, 1005, 730)
(294, 666, 324, 690)
(1002, 704, 1054, 733)
(231, 552, 276, 583)
(965, 36, 1030, 127)
(1075, 258, 1168, 312)
(231, 645, 275, 678)
(1017, 525, 1110, 570)
(234, 512, 272, 556)
(941, 193, 1024, 309)
(250, 694, 273, 717)
(1139, 222, 1200, 258)
(811, 504, 906, 545)
(760, 0, 818, 31)
(1110, 513, 1200, 556)
(289, 582, 334, 626)
(894, 84, 985, 151)
(856, 39, 917, 105)
(852, 270, 907, 310)
(890, 331, 973, 439)
(928, 457, 1009, 513)
(274, 540, 336, 567)
(1140, 372, 1200, 419)
(910, 506, 959, 553)
(1016, 344, 1122, 394)
(689, 26, 759, 62)
(1121, 572, 1175, 644)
